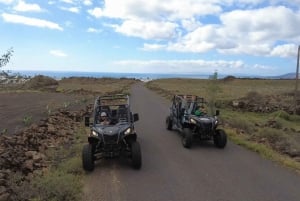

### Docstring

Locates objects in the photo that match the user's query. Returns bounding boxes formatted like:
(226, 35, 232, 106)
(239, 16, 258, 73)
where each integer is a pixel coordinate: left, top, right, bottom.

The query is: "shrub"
(32, 170, 82, 201)
(245, 91, 263, 102)
(58, 157, 83, 175)
(7, 172, 33, 201)
(223, 75, 236, 82)
(24, 75, 58, 89)
(256, 128, 286, 144)
(277, 110, 291, 121)
(227, 117, 255, 134)
(22, 115, 32, 126)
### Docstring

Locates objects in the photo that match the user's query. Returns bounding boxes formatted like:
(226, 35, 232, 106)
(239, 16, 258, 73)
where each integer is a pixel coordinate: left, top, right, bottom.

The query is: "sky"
(1, 0, 300, 76)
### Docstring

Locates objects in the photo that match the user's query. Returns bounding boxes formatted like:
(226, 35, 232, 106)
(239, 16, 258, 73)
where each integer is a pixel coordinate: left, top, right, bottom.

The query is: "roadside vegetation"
(57, 77, 139, 95)
(8, 127, 86, 201)
(146, 77, 300, 172)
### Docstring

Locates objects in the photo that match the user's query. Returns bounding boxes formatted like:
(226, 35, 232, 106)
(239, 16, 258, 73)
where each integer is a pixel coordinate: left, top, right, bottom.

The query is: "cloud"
(166, 25, 219, 53)
(48, 1, 55, 5)
(220, 6, 300, 43)
(87, 7, 103, 18)
(131, 5, 300, 57)
(270, 44, 298, 58)
(111, 59, 276, 74)
(2, 13, 63, 31)
(114, 19, 178, 40)
(87, 1, 222, 41)
(83, 0, 92, 6)
(13, 1, 42, 12)
(0, 0, 14, 4)
(216, 6, 300, 56)
(49, 50, 68, 57)
(88, 0, 222, 20)
(112, 59, 244, 74)
(87, 2, 300, 57)
(87, 27, 102, 33)
(60, 0, 75, 4)
(141, 43, 166, 51)
(60, 6, 80, 13)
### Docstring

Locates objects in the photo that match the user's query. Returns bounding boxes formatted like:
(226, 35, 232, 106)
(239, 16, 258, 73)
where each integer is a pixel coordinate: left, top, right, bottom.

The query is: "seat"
(188, 102, 197, 115)
(117, 105, 128, 122)
(100, 106, 111, 117)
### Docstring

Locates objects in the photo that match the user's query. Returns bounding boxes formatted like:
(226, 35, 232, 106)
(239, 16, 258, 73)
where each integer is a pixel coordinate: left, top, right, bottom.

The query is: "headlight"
(214, 117, 218, 125)
(124, 128, 132, 135)
(91, 130, 98, 136)
(190, 118, 197, 124)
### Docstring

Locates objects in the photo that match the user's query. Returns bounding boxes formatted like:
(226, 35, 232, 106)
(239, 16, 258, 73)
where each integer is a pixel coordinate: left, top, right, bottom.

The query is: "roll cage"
(92, 94, 133, 125)
(172, 95, 206, 116)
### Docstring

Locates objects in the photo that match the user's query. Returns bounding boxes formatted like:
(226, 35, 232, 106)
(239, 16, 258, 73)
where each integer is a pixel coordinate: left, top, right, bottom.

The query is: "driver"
(99, 112, 111, 125)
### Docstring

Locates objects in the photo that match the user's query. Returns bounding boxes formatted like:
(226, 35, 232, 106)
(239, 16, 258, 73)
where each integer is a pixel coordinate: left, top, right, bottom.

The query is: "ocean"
(11, 70, 211, 81)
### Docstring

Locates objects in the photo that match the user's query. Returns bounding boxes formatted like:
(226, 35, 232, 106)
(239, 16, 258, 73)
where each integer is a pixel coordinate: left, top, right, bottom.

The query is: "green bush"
(227, 117, 255, 134)
(32, 170, 82, 201)
(272, 110, 291, 121)
(288, 114, 300, 122)
(7, 172, 33, 201)
(58, 157, 83, 175)
(245, 91, 263, 101)
(270, 110, 300, 122)
(24, 75, 58, 89)
(256, 128, 286, 144)
(22, 115, 32, 126)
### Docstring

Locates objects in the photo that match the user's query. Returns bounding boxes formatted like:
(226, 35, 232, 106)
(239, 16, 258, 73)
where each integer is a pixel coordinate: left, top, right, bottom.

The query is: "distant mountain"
(272, 73, 300, 79)
(223, 73, 300, 80)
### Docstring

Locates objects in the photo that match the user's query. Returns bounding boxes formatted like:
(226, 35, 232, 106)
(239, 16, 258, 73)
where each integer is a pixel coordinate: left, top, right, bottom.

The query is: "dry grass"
(57, 77, 139, 94)
(146, 78, 296, 100)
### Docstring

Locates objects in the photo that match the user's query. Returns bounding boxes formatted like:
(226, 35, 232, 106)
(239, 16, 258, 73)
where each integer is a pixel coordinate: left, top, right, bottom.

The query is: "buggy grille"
(103, 134, 119, 144)
(200, 122, 213, 134)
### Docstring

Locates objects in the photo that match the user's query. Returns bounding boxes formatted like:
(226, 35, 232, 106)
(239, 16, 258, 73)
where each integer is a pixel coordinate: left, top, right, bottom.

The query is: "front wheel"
(182, 128, 193, 148)
(166, 116, 173, 130)
(82, 144, 94, 171)
(214, 129, 227, 148)
(131, 141, 142, 169)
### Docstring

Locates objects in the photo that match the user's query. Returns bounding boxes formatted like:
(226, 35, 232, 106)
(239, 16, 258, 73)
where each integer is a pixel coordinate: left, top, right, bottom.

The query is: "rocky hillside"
(0, 107, 90, 201)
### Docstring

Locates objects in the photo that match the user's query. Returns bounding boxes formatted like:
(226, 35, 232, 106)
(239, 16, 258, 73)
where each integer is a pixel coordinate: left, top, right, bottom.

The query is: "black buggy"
(82, 94, 141, 171)
(166, 95, 227, 149)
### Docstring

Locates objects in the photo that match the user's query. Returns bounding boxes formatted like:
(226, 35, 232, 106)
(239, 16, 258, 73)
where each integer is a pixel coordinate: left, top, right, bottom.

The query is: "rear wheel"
(82, 144, 94, 171)
(131, 141, 142, 169)
(214, 129, 227, 148)
(182, 128, 193, 148)
(166, 116, 173, 130)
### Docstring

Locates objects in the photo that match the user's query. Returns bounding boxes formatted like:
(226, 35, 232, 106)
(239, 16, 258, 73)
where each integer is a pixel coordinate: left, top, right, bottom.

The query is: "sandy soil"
(0, 91, 84, 135)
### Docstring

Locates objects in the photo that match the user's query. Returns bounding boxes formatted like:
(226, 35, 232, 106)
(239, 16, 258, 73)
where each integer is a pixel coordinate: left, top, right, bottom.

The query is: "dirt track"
(83, 84, 300, 201)
(0, 92, 81, 134)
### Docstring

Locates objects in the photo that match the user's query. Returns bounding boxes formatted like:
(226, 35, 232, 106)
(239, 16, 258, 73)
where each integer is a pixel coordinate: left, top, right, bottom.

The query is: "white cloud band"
(1, 13, 63, 31)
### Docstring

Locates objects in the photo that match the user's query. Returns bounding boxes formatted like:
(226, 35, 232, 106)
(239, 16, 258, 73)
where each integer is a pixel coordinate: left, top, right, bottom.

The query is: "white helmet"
(100, 112, 107, 117)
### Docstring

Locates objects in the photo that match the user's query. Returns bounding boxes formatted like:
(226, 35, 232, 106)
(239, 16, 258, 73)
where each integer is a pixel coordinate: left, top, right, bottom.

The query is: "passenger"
(195, 106, 206, 116)
(99, 112, 111, 125)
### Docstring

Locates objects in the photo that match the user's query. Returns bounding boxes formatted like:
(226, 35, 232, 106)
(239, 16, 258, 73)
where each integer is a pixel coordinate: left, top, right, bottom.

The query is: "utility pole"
(295, 45, 300, 114)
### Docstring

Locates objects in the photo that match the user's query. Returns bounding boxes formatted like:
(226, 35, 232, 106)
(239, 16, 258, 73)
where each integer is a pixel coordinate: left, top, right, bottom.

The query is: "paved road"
(84, 84, 300, 201)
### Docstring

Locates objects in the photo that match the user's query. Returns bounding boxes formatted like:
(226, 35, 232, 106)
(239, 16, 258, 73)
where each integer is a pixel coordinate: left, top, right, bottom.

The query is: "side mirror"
(84, 116, 90, 127)
(216, 110, 220, 116)
(133, 113, 139, 122)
